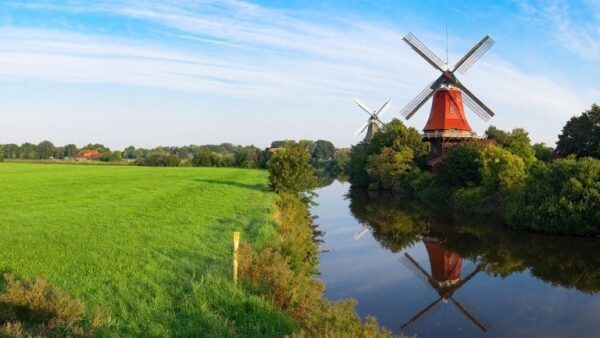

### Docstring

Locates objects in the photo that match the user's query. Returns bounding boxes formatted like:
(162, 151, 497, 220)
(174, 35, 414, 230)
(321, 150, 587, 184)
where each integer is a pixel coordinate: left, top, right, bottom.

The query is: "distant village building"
(78, 149, 103, 160)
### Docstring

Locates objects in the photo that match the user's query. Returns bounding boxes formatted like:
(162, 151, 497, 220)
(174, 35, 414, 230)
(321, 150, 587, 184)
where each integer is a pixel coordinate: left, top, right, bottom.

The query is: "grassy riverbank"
(0, 163, 294, 336)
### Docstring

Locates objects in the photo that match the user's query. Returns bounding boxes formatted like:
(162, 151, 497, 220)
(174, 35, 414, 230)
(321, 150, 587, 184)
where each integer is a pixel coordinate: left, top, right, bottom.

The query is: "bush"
(0, 273, 100, 336)
(268, 141, 318, 195)
(504, 157, 600, 235)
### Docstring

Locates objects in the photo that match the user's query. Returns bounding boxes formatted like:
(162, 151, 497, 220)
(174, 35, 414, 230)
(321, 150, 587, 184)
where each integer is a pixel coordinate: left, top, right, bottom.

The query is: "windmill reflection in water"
(400, 231, 489, 334)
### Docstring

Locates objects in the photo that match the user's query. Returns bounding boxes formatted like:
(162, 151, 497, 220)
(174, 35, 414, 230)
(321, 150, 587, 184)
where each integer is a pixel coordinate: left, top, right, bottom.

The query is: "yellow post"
(233, 231, 240, 284)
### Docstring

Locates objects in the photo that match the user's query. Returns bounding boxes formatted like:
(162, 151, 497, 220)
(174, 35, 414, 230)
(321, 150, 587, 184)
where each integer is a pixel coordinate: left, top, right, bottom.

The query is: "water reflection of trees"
(347, 189, 428, 252)
(347, 189, 600, 293)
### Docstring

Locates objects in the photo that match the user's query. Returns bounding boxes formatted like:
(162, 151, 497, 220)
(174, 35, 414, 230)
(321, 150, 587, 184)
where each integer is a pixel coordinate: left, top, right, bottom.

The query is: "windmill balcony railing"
(421, 131, 485, 140)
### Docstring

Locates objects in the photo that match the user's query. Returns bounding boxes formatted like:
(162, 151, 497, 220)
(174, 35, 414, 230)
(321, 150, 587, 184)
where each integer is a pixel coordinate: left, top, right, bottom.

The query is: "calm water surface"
(313, 181, 600, 338)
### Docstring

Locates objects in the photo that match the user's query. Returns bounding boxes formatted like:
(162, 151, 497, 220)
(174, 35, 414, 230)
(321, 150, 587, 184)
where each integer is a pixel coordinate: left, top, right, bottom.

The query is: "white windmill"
(354, 98, 392, 141)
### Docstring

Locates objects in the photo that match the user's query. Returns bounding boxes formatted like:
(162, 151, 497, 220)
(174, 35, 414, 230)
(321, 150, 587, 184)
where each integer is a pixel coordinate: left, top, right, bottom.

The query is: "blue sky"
(0, 0, 598, 148)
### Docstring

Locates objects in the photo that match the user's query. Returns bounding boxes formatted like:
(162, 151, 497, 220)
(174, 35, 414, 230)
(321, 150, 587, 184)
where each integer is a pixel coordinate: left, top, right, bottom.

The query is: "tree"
(366, 147, 414, 190)
(270, 141, 286, 148)
(268, 141, 318, 194)
(333, 149, 350, 174)
(506, 128, 537, 167)
(3, 144, 19, 159)
(481, 145, 526, 190)
(123, 146, 139, 159)
(235, 146, 261, 168)
(532, 143, 553, 162)
(312, 140, 335, 161)
(37, 141, 56, 159)
(485, 125, 511, 145)
(110, 150, 123, 162)
(348, 119, 427, 188)
(20, 143, 37, 159)
(556, 104, 600, 159)
(192, 149, 219, 166)
(437, 142, 483, 190)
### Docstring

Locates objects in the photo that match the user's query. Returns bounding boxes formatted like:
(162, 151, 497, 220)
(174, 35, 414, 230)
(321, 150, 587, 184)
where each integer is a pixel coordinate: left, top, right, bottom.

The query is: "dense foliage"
(556, 104, 600, 159)
(347, 114, 600, 235)
(437, 142, 483, 189)
(504, 157, 600, 235)
(347, 119, 427, 189)
(268, 141, 318, 195)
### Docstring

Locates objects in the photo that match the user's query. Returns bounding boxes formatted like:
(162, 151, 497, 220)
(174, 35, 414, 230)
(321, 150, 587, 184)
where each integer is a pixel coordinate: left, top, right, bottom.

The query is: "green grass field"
(0, 163, 294, 336)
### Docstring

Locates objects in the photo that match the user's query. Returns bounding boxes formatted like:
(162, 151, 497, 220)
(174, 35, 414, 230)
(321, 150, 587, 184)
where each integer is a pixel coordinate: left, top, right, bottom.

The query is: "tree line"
(347, 104, 599, 236)
(0, 139, 350, 174)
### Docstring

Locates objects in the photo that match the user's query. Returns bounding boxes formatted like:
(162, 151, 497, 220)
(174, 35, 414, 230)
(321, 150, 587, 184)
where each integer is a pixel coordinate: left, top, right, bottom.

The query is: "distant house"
(78, 149, 103, 160)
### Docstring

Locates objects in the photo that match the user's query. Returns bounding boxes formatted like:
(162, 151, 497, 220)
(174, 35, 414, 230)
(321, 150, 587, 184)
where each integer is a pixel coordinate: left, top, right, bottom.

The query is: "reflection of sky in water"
(314, 181, 600, 338)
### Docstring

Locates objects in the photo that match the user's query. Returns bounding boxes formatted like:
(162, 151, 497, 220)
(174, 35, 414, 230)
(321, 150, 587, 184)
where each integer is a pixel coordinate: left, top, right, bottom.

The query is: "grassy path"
(0, 163, 293, 336)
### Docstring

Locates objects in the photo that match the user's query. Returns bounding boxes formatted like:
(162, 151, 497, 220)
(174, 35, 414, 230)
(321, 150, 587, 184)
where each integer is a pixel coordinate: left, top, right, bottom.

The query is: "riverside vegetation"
(239, 141, 395, 337)
(347, 104, 600, 235)
(0, 147, 387, 336)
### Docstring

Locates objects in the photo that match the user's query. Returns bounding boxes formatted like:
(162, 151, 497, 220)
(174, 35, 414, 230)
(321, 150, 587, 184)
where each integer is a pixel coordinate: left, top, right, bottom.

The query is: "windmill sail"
(353, 99, 391, 140)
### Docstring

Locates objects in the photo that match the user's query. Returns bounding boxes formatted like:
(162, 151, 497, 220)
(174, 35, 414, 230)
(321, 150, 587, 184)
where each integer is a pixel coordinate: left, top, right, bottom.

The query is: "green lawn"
(0, 163, 294, 337)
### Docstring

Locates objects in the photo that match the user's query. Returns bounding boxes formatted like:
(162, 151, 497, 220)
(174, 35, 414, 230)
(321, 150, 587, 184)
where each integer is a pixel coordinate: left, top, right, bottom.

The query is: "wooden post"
(233, 231, 240, 284)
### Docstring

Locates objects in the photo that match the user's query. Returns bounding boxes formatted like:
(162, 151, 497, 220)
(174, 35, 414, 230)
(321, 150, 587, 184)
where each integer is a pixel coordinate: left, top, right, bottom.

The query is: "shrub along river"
(313, 180, 600, 337)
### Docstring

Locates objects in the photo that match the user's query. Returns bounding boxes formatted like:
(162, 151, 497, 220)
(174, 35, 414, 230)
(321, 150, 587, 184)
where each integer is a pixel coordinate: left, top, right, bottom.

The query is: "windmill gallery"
(355, 33, 497, 170)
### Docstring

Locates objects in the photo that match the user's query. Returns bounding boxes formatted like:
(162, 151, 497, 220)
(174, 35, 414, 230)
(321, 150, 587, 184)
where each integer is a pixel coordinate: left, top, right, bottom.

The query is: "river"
(313, 180, 600, 337)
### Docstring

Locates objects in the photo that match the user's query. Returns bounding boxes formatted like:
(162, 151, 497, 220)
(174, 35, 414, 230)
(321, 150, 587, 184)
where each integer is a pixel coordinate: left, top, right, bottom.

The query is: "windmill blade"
(354, 99, 373, 116)
(354, 120, 371, 137)
(353, 226, 370, 241)
(401, 297, 444, 332)
(456, 82, 495, 121)
(454, 263, 482, 291)
(453, 35, 495, 74)
(403, 33, 446, 72)
(400, 76, 444, 119)
(450, 296, 490, 332)
(400, 253, 436, 290)
(374, 98, 392, 118)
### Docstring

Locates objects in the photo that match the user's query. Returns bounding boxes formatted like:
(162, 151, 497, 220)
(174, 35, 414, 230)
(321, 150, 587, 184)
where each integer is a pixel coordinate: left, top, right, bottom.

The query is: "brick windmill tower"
(399, 33, 496, 169)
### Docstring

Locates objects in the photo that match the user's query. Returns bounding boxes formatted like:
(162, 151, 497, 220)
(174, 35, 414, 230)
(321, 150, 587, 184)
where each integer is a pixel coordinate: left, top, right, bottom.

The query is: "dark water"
(314, 181, 600, 338)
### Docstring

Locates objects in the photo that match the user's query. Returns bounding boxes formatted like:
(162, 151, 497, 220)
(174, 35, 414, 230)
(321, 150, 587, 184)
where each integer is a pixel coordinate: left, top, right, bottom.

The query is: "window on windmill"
(449, 105, 456, 114)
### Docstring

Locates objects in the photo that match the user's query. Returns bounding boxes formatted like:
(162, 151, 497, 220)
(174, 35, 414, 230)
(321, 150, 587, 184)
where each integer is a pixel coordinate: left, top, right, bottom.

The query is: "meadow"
(0, 163, 294, 336)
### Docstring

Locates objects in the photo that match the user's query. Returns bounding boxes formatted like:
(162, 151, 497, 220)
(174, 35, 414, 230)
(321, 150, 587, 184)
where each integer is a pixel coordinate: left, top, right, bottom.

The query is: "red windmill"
(399, 33, 496, 139)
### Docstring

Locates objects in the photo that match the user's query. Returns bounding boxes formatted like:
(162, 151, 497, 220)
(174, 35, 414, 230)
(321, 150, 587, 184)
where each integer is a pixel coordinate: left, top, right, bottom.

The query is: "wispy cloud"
(0, 0, 596, 147)
(515, 0, 600, 59)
